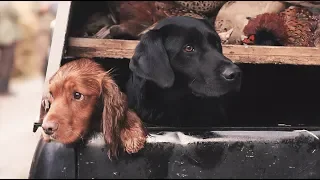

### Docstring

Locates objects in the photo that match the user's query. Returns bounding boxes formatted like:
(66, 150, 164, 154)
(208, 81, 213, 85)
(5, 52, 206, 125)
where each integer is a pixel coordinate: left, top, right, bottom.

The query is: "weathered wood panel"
(67, 37, 320, 65)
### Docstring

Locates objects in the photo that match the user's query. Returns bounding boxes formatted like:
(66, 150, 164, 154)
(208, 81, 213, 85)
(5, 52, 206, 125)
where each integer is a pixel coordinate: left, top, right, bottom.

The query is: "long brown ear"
(120, 110, 148, 154)
(101, 74, 127, 159)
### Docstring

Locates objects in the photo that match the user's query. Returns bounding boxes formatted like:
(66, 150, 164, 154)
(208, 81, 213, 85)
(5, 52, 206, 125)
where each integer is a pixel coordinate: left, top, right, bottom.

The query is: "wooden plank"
(67, 38, 137, 59)
(67, 37, 320, 65)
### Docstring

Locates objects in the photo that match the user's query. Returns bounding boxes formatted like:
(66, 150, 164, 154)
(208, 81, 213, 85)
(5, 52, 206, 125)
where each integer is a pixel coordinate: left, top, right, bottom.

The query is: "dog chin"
(191, 91, 207, 98)
(189, 84, 222, 97)
(189, 82, 241, 98)
(191, 89, 224, 98)
(57, 135, 83, 145)
(42, 132, 82, 145)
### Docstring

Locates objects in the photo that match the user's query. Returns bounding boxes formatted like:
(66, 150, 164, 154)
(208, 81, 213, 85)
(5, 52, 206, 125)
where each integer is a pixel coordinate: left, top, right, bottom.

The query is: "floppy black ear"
(129, 29, 175, 88)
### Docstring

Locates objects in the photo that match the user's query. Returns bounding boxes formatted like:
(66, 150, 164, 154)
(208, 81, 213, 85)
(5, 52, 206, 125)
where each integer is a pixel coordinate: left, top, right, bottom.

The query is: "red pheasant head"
(242, 13, 288, 46)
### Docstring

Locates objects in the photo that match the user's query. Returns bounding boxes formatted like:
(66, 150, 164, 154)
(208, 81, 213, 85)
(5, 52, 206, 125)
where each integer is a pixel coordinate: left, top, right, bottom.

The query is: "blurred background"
(0, 1, 58, 178)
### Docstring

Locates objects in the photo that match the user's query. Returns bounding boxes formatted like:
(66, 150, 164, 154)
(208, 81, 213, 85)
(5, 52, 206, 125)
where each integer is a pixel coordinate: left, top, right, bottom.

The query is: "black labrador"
(126, 16, 242, 127)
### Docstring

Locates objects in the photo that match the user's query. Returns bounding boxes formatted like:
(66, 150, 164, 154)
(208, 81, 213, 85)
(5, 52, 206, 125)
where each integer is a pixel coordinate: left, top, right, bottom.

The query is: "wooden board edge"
(67, 37, 320, 65)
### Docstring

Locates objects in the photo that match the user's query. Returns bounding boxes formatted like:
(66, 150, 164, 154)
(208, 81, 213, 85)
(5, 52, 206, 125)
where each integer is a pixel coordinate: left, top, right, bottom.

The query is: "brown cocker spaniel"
(39, 58, 147, 159)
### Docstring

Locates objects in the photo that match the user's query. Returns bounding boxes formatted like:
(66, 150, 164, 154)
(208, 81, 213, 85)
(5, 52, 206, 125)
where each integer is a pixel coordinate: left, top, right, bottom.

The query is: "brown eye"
(73, 92, 84, 100)
(183, 44, 195, 52)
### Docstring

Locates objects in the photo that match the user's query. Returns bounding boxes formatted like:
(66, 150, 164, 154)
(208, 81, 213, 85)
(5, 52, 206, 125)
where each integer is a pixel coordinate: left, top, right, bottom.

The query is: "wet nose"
(221, 65, 242, 81)
(42, 121, 59, 135)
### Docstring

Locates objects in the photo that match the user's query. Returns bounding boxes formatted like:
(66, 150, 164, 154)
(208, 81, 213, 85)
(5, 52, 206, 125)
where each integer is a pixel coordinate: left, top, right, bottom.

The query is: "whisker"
(190, 77, 197, 85)
(64, 135, 73, 145)
(69, 128, 85, 144)
(106, 67, 120, 78)
(107, 67, 117, 75)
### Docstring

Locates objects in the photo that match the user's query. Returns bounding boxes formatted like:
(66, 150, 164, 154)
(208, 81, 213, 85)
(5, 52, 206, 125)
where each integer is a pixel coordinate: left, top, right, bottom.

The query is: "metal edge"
(34, 1, 72, 122)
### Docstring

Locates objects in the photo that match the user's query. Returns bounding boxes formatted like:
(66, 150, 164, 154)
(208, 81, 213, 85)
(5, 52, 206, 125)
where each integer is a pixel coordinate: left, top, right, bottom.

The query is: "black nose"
(42, 121, 59, 135)
(221, 65, 241, 81)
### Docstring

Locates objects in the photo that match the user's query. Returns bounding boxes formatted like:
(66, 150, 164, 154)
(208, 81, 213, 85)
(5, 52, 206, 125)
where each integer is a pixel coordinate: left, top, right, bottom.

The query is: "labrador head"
(129, 16, 242, 97)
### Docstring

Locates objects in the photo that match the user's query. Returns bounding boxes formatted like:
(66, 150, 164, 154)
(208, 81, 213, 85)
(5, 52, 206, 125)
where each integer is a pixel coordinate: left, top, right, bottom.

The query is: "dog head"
(130, 16, 242, 97)
(41, 58, 146, 158)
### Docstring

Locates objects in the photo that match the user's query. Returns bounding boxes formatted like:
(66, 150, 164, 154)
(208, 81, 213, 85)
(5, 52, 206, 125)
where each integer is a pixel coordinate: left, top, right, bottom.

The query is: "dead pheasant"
(242, 6, 318, 47)
(94, 1, 205, 40)
(242, 13, 288, 46)
(314, 14, 320, 47)
(279, 6, 317, 47)
(175, 1, 227, 16)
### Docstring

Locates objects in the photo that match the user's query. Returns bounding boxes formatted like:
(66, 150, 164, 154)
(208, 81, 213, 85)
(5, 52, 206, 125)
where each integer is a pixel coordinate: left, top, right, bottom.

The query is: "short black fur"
(126, 16, 242, 127)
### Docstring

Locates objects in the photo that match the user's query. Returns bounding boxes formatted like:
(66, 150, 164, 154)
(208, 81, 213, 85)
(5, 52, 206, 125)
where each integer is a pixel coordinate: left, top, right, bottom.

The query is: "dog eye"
(73, 92, 84, 100)
(183, 44, 195, 52)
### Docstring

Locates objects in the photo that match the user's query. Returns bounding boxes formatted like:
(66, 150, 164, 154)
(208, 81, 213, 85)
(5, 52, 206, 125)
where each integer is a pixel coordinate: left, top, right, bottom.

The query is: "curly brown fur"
(243, 13, 288, 46)
(39, 58, 147, 159)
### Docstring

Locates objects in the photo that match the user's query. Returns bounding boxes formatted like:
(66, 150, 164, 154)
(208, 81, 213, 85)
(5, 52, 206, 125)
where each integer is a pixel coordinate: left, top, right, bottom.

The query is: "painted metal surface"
(43, 1, 71, 92)
(28, 139, 76, 179)
(29, 130, 320, 179)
